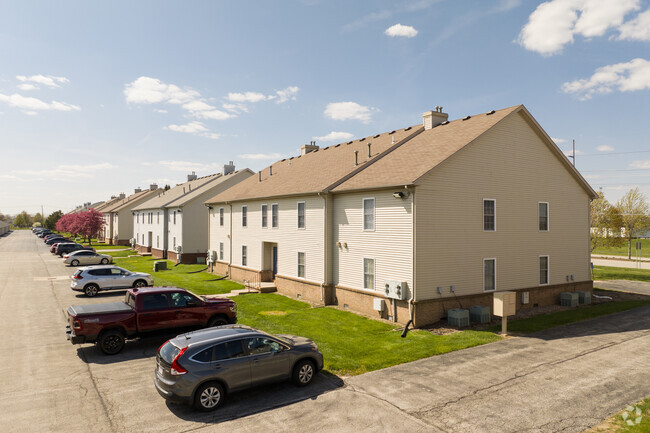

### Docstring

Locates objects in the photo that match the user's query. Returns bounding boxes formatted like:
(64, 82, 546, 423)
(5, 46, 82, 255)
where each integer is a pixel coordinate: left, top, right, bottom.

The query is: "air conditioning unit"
(207, 250, 217, 262)
(384, 280, 408, 300)
(175, 245, 182, 254)
(130, 238, 136, 247)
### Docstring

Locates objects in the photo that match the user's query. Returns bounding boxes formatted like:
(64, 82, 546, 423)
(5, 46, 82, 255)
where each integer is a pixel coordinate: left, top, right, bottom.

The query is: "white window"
(156, 235, 159, 248)
(173, 237, 176, 249)
(142, 234, 145, 244)
(539, 202, 549, 231)
(242, 245, 247, 266)
(539, 256, 549, 285)
(297, 202, 305, 229)
(173, 211, 176, 225)
(136, 214, 139, 223)
(297, 252, 305, 278)
(484, 199, 495, 231)
(484, 258, 496, 292)
(363, 198, 375, 231)
(219, 242, 224, 261)
(261, 204, 268, 228)
(272, 204, 279, 228)
(242, 206, 247, 227)
(219, 207, 224, 226)
(363, 258, 375, 290)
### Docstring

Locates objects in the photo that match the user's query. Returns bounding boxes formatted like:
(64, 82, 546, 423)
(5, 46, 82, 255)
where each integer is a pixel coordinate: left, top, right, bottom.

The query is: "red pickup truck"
(66, 287, 237, 355)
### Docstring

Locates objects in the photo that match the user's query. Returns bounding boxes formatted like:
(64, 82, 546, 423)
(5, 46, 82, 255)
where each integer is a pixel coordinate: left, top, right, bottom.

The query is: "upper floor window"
(261, 204, 268, 228)
(272, 204, 279, 228)
(173, 211, 176, 225)
(484, 258, 496, 292)
(242, 206, 247, 227)
(219, 207, 224, 226)
(363, 198, 375, 231)
(539, 202, 549, 231)
(483, 199, 495, 231)
(297, 202, 305, 229)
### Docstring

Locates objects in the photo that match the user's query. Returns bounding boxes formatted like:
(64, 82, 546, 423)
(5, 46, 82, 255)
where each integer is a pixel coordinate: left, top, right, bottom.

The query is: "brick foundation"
(150, 248, 165, 259)
(166, 251, 205, 264)
(228, 265, 263, 284)
(275, 275, 332, 305)
(134, 244, 151, 253)
(116, 239, 131, 246)
(332, 285, 411, 322)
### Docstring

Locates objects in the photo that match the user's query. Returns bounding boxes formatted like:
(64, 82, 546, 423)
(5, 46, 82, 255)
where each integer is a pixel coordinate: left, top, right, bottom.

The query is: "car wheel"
(208, 316, 228, 327)
(71, 259, 79, 266)
(100, 258, 109, 264)
(84, 284, 99, 297)
(98, 330, 125, 355)
(133, 280, 147, 289)
(292, 359, 316, 386)
(194, 382, 224, 411)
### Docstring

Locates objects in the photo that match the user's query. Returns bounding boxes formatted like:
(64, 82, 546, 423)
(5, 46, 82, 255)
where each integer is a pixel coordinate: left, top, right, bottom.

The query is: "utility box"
(448, 309, 470, 327)
(384, 280, 408, 300)
(469, 305, 491, 324)
(373, 298, 385, 312)
(493, 291, 516, 317)
(576, 291, 591, 305)
(521, 291, 530, 305)
(561, 292, 579, 307)
(154, 261, 167, 272)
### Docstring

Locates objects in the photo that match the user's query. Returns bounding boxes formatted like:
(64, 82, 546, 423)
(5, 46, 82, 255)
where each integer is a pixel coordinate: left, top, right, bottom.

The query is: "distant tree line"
(1, 209, 63, 230)
(591, 187, 650, 259)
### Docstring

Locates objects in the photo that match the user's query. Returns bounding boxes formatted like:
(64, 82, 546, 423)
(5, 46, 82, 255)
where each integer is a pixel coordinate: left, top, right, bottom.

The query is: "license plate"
(158, 365, 164, 376)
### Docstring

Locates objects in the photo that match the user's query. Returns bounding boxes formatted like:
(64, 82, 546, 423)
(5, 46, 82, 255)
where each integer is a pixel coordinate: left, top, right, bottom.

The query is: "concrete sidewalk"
(594, 279, 650, 296)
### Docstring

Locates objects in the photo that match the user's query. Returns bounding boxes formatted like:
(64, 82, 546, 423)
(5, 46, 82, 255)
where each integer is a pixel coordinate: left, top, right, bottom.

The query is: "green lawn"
(235, 293, 501, 375)
(593, 238, 650, 258)
(486, 300, 650, 334)
(105, 249, 139, 258)
(593, 265, 650, 282)
(115, 256, 242, 295)
(594, 397, 650, 432)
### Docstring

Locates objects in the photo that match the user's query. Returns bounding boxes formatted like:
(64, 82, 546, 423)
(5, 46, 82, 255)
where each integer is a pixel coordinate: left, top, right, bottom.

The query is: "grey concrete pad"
(594, 279, 650, 296)
(592, 256, 650, 270)
(1, 231, 648, 433)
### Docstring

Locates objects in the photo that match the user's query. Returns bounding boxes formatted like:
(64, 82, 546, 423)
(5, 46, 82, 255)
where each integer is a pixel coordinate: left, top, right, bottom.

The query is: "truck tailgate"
(67, 302, 133, 316)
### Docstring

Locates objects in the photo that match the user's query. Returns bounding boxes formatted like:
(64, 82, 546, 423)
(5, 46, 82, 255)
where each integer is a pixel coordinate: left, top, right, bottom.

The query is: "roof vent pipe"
(258, 172, 261, 182)
(354, 150, 359, 166)
(368, 143, 372, 158)
(270, 165, 273, 176)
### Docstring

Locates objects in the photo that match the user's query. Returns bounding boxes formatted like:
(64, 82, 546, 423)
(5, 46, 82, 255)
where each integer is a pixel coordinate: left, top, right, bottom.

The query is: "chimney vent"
(149, 184, 158, 191)
(187, 171, 198, 181)
(368, 143, 372, 158)
(270, 165, 273, 176)
(222, 161, 235, 175)
(135, 187, 142, 193)
(354, 150, 359, 166)
(258, 172, 261, 182)
(119, 193, 126, 199)
(301, 142, 319, 155)
(423, 107, 449, 130)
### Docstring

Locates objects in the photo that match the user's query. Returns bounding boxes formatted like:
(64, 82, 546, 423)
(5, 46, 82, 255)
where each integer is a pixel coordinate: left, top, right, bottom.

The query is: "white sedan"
(63, 250, 113, 266)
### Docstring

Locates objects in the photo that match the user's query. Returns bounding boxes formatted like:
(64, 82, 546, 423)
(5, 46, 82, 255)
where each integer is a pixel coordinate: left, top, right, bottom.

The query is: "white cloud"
(194, 109, 233, 120)
(597, 145, 615, 151)
(324, 102, 375, 123)
(275, 86, 300, 103)
(17, 83, 38, 91)
(384, 23, 418, 38)
(226, 86, 299, 105)
(551, 137, 567, 144)
(313, 131, 355, 142)
(0, 93, 80, 114)
(518, 0, 641, 56)
(238, 153, 285, 160)
(153, 108, 168, 114)
(561, 58, 650, 100)
(124, 76, 199, 105)
(617, 8, 650, 40)
(222, 103, 248, 113)
(166, 121, 207, 134)
(227, 91, 268, 103)
(158, 160, 221, 172)
(630, 160, 650, 169)
(16, 74, 70, 88)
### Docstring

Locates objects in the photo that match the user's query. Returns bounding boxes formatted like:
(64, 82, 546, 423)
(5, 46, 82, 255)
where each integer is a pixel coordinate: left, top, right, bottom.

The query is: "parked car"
(154, 325, 323, 411)
(44, 234, 63, 242)
(37, 231, 53, 238)
(56, 243, 93, 256)
(45, 236, 69, 245)
(63, 250, 113, 266)
(65, 287, 238, 354)
(70, 265, 154, 297)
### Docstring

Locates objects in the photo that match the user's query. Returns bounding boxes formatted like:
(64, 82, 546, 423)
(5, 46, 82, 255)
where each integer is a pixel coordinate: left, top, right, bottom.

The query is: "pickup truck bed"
(67, 303, 133, 316)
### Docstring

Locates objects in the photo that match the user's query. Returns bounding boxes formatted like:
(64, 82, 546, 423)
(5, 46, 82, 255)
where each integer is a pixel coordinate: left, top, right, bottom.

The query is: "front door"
(147, 231, 153, 252)
(272, 246, 277, 278)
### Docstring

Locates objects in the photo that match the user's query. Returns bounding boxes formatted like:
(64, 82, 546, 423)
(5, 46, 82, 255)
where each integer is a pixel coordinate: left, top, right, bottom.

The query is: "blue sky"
(1, 0, 649, 215)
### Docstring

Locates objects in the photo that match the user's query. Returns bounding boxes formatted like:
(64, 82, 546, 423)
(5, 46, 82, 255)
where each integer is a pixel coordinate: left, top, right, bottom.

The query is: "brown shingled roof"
(100, 188, 161, 213)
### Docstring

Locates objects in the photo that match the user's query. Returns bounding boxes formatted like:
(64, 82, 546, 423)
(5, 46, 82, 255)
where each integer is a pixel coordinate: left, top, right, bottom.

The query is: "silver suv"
(70, 265, 154, 297)
(154, 325, 324, 411)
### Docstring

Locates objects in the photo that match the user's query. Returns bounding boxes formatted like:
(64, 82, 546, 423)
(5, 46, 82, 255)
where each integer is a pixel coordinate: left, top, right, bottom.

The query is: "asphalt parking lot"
(1, 230, 649, 433)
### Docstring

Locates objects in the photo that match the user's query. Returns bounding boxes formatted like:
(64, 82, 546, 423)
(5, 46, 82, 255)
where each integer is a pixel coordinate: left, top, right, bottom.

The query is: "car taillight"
(171, 347, 188, 375)
(64, 255, 69, 259)
(72, 320, 82, 330)
(73, 274, 83, 279)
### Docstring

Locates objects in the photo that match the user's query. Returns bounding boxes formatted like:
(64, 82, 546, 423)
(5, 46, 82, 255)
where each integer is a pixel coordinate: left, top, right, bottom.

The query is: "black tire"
(98, 330, 125, 355)
(100, 258, 109, 264)
(208, 315, 228, 327)
(84, 284, 99, 297)
(292, 359, 316, 386)
(71, 259, 79, 266)
(133, 280, 147, 289)
(194, 382, 225, 411)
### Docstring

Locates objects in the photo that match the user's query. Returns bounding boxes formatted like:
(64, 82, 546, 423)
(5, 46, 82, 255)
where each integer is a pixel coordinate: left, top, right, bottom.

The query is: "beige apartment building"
(98, 186, 161, 245)
(205, 105, 597, 327)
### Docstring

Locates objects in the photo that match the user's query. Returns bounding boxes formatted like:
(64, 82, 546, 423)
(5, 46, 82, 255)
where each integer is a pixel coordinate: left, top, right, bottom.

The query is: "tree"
(44, 210, 63, 230)
(590, 192, 624, 252)
(33, 212, 43, 225)
(13, 211, 32, 227)
(78, 208, 105, 244)
(616, 187, 650, 259)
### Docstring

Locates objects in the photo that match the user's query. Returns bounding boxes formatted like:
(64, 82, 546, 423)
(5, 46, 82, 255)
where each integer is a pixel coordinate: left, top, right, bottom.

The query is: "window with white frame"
(242, 206, 247, 227)
(363, 198, 375, 231)
(173, 211, 176, 224)
(363, 258, 375, 290)
(484, 258, 496, 291)
(483, 199, 495, 231)
(156, 235, 159, 248)
(297, 252, 305, 278)
(142, 234, 145, 244)
(272, 204, 279, 228)
(261, 204, 268, 228)
(173, 237, 176, 249)
(539, 256, 549, 285)
(242, 245, 247, 266)
(219, 242, 224, 261)
(219, 207, 224, 226)
(297, 202, 305, 229)
(539, 202, 549, 231)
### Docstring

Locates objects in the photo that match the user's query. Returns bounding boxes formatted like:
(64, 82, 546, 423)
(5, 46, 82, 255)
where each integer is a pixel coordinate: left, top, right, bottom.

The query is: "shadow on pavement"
(76, 333, 174, 364)
(74, 290, 127, 299)
(164, 372, 344, 423)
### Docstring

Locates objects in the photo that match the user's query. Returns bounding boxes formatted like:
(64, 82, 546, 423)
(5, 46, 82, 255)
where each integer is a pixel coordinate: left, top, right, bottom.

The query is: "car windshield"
(159, 341, 181, 365)
(125, 292, 136, 309)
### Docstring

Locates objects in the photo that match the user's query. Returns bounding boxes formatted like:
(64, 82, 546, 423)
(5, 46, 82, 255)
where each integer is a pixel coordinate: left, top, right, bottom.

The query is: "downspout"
(163, 208, 169, 259)
(228, 203, 233, 278)
(409, 185, 416, 324)
(318, 192, 328, 304)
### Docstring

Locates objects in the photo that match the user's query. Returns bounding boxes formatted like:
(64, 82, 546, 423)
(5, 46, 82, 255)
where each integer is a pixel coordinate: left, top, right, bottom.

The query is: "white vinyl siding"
(539, 202, 549, 231)
(363, 198, 375, 231)
(297, 252, 305, 278)
(363, 258, 375, 290)
(297, 202, 305, 229)
(483, 199, 495, 231)
(484, 258, 496, 292)
(539, 255, 549, 285)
